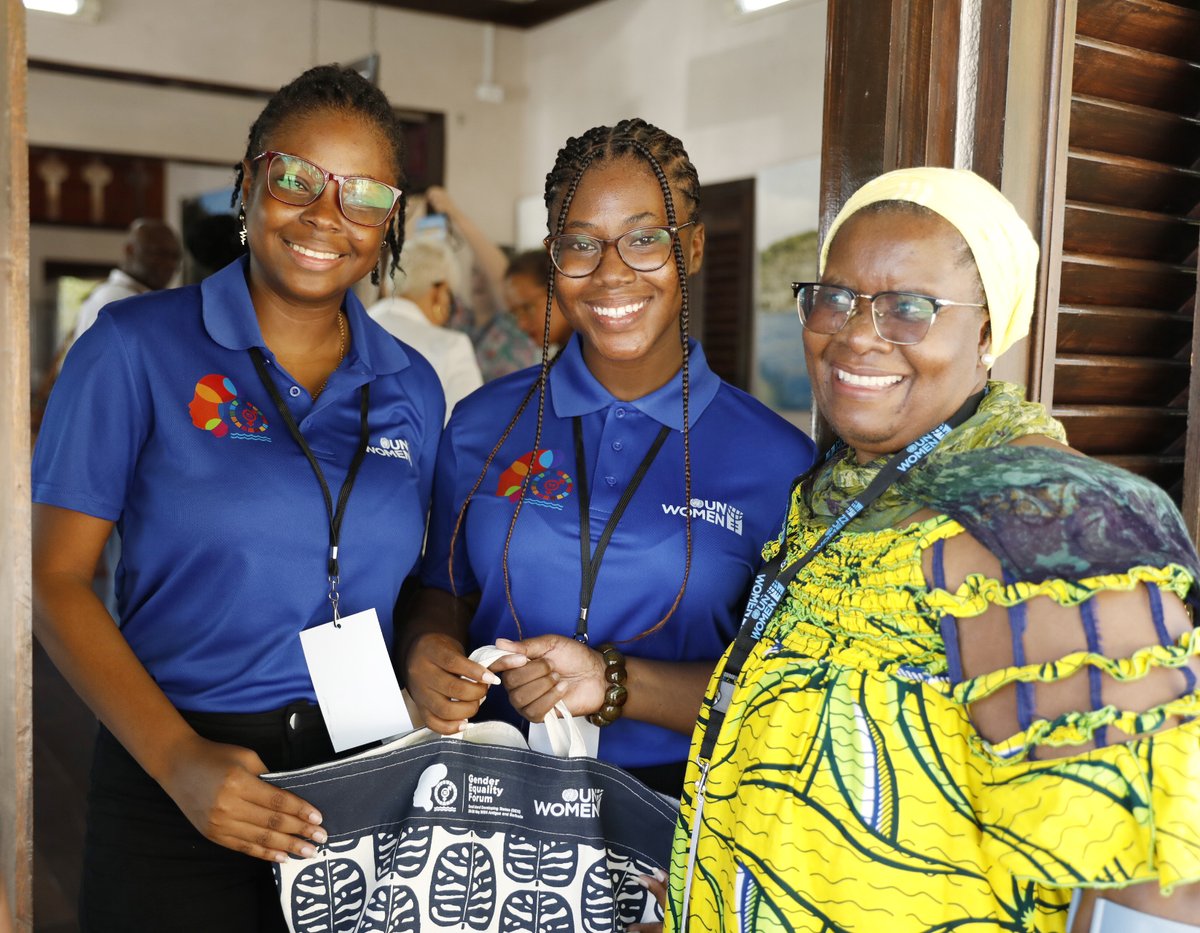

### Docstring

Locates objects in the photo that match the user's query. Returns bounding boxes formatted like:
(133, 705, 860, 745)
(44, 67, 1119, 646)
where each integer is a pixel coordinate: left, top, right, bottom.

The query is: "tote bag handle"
(466, 644, 588, 758)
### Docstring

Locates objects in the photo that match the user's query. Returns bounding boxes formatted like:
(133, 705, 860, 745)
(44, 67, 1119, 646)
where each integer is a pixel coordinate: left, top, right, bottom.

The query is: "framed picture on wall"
(753, 157, 821, 426)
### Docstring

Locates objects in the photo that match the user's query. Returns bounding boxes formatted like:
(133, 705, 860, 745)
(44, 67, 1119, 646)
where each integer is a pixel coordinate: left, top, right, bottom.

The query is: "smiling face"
(806, 208, 991, 462)
(241, 108, 398, 315)
(551, 156, 704, 399)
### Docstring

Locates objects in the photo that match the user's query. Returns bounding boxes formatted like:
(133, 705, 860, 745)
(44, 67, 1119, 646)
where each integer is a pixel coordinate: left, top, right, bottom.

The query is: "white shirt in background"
(73, 269, 149, 341)
(367, 296, 483, 424)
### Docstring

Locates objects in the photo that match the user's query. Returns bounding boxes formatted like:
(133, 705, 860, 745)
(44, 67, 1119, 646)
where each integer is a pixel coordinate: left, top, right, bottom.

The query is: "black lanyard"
(695, 389, 984, 766)
(250, 348, 371, 620)
(572, 416, 671, 643)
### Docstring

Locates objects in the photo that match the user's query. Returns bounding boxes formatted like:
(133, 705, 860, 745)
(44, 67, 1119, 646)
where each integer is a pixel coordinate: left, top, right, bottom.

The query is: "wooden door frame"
(694, 177, 756, 392)
(1, 0, 32, 928)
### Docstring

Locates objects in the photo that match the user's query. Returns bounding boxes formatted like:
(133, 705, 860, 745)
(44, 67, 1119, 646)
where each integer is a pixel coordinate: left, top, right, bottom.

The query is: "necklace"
(312, 311, 346, 400)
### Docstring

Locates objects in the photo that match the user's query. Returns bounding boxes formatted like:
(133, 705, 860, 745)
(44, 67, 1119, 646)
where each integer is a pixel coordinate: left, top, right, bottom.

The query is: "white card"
(299, 608, 413, 752)
(528, 717, 600, 758)
(1090, 899, 1199, 933)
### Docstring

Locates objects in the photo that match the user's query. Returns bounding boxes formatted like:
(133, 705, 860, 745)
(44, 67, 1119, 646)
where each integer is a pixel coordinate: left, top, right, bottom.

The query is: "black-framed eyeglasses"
(250, 151, 403, 228)
(544, 222, 696, 278)
(791, 282, 986, 346)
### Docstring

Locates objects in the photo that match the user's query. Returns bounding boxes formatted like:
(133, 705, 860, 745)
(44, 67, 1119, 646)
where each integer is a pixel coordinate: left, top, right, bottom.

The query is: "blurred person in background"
(72, 217, 182, 341)
(421, 185, 539, 379)
(503, 248, 573, 356)
(368, 237, 482, 422)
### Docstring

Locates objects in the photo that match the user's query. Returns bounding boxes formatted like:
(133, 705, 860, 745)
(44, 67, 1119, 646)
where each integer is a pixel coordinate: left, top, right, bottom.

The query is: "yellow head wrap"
(818, 167, 1039, 359)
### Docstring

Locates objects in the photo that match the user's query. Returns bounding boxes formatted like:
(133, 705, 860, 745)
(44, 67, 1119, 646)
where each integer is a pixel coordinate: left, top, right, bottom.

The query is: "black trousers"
(79, 701, 335, 933)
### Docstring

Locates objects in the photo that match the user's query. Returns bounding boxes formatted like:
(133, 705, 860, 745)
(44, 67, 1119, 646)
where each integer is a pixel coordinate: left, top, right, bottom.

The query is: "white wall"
(518, 0, 827, 229)
(25, 0, 827, 244)
(24, 0, 528, 241)
(24, 0, 827, 357)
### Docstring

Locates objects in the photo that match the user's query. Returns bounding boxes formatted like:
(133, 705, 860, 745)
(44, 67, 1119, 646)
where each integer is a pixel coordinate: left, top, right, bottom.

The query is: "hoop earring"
(980, 352, 996, 368)
(238, 204, 247, 246)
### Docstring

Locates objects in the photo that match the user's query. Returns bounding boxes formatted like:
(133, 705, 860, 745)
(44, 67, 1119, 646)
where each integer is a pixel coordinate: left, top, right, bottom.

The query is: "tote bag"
(265, 660, 676, 932)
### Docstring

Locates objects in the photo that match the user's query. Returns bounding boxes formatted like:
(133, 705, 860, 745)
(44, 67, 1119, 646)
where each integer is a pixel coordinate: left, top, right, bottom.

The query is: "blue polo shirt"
(33, 258, 444, 713)
(421, 336, 815, 768)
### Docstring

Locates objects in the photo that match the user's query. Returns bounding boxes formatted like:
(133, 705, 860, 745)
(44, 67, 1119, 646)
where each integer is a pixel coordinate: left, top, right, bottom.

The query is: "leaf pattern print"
(581, 856, 617, 933)
(607, 852, 655, 928)
(498, 890, 573, 933)
(733, 862, 787, 933)
(356, 883, 420, 933)
(291, 858, 367, 933)
(847, 700, 883, 830)
(375, 826, 434, 880)
(429, 842, 497, 930)
(503, 834, 578, 887)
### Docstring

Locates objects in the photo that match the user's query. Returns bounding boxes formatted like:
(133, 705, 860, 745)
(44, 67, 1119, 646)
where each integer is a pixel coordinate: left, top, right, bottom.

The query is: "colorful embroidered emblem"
(497, 449, 573, 510)
(187, 374, 270, 442)
(228, 399, 269, 437)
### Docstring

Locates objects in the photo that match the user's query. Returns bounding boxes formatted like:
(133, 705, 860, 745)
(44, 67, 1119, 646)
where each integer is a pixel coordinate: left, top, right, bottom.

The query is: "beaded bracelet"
(587, 643, 628, 727)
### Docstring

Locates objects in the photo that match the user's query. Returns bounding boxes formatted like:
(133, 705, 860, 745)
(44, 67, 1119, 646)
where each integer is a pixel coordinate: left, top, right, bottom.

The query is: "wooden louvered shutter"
(692, 179, 755, 390)
(1036, 0, 1200, 511)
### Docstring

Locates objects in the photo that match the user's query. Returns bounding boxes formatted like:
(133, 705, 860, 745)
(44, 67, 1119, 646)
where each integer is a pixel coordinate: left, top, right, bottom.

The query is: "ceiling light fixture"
(24, 0, 81, 13)
(23, 0, 98, 17)
(735, 0, 793, 12)
(475, 24, 505, 104)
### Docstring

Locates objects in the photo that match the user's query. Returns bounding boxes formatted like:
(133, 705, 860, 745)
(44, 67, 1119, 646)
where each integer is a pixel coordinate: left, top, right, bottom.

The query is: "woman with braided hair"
(32, 64, 443, 930)
(402, 119, 815, 796)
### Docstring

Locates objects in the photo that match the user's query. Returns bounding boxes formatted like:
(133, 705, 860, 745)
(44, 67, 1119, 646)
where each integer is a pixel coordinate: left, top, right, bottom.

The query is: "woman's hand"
(405, 632, 512, 734)
(627, 867, 668, 932)
(494, 635, 606, 720)
(424, 186, 458, 219)
(496, 635, 718, 736)
(160, 733, 326, 863)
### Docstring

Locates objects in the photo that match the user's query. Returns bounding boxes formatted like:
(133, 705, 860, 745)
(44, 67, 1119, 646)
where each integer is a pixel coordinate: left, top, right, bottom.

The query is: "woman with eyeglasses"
(667, 168, 1200, 931)
(400, 119, 815, 798)
(31, 65, 443, 931)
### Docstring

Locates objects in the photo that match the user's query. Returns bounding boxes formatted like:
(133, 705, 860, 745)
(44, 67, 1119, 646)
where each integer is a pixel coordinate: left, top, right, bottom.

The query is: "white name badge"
(1089, 899, 1199, 933)
(300, 608, 413, 752)
(528, 717, 601, 758)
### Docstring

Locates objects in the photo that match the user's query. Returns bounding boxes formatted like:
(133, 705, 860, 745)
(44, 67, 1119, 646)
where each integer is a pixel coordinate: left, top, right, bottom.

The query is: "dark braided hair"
(230, 63, 408, 282)
(449, 118, 701, 645)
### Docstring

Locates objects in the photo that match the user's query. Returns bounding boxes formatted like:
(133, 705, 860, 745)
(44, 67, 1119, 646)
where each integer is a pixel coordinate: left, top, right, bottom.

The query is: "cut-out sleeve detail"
(924, 553, 1199, 763)
(953, 625, 1200, 762)
(913, 451, 1200, 893)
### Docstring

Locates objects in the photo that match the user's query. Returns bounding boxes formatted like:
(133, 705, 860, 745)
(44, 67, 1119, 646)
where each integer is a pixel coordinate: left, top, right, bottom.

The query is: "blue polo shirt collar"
(548, 334, 720, 430)
(200, 257, 411, 377)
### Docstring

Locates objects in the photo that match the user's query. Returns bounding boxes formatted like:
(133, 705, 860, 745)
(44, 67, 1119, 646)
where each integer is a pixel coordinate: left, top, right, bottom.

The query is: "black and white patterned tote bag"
(266, 697, 676, 932)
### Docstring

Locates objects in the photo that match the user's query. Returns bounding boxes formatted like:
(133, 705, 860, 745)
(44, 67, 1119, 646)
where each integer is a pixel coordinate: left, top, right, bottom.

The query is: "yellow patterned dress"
(667, 437, 1200, 932)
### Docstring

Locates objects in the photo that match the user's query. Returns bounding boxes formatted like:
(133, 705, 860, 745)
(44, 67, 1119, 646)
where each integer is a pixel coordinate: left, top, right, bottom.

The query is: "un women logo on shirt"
(496, 449, 574, 510)
(661, 498, 745, 535)
(367, 436, 412, 462)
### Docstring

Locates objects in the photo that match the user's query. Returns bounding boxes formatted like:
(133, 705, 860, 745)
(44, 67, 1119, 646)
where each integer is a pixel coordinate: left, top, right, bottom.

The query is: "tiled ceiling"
(360, 0, 609, 28)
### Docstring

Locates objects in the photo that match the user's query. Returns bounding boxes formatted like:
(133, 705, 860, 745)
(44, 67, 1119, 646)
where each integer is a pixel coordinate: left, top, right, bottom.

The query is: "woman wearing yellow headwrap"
(663, 168, 1200, 931)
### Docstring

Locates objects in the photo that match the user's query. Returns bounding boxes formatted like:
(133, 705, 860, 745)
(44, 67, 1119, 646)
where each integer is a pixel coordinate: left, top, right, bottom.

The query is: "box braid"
(449, 119, 700, 644)
(229, 63, 407, 284)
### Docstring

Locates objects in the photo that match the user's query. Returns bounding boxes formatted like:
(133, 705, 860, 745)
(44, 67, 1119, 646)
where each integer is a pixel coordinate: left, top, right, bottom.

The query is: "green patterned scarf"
(804, 380, 1067, 531)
